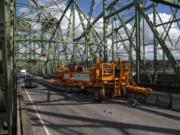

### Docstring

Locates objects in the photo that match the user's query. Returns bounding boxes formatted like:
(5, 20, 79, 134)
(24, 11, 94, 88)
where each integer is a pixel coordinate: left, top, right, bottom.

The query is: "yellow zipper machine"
(52, 57, 152, 102)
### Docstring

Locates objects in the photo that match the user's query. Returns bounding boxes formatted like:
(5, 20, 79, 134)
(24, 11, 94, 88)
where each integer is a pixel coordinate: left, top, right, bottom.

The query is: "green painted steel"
(153, 2, 158, 83)
(15, 0, 180, 76)
(152, 0, 180, 8)
(137, 3, 180, 74)
(0, 0, 16, 135)
(135, 0, 141, 83)
(0, 1, 179, 133)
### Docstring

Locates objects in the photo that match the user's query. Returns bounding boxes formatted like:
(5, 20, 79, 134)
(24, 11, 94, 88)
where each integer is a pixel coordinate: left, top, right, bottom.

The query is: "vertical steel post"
(72, 0, 76, 63)
(163, 49, 165, 74)
(103, 0, 108, 62)
(135, 0, 141, 83)
(112, 16, 115, 61)
(143, 17, 145, 73)
(153, 2, 157, 83)
(85, 13, 91, 71)
(0, 2, 6, 134)
(0, 0, 15, 134)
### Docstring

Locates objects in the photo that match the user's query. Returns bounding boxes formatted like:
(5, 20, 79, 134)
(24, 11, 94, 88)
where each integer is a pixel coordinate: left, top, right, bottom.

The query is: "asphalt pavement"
(23, 83, 180, 135)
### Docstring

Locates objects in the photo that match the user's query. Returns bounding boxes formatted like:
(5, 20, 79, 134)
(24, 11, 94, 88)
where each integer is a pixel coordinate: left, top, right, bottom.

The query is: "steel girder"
(152, 0, 180, 8)
(137, 3, 180, 74)
(0, 0, 16, 135)
(15, 0, 180, 76)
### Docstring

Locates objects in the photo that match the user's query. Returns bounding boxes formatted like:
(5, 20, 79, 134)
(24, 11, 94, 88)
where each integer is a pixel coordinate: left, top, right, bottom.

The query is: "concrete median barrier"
(172, 94, 180, 111)
(157, 93, 171, 108)
(146, 92, 158, 105)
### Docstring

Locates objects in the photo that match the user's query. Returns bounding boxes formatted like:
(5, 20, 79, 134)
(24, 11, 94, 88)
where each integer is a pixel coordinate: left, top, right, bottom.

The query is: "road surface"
(23, 83, 180, 135)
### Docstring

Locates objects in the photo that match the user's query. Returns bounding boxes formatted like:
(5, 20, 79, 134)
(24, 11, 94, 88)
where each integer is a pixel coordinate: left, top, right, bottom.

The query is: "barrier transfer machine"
(52, 57, 152, 102)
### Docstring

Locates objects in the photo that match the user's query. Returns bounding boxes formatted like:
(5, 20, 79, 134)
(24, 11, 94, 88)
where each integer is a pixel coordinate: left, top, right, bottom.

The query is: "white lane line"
(25, 89, 50, 135)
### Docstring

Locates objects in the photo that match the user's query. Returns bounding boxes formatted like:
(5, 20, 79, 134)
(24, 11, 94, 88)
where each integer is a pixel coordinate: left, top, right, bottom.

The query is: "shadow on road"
(25, 84, 180, 135)
(27, 108, 180, 135)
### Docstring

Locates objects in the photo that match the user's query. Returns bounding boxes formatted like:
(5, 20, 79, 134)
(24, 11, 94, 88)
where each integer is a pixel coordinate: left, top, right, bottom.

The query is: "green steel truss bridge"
(0, 0, 180, 134)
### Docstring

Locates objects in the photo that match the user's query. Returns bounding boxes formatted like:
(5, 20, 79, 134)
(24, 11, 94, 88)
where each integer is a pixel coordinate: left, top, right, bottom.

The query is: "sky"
(16, 0, 180, 18)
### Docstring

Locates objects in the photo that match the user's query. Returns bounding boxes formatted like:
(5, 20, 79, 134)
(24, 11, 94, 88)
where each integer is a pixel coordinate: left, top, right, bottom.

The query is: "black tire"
(94, 89, 103, 103)
(80, 90, 86, 95)
(105, 90, 111, 97)
(121, 86, 127, 98)
(110, 90, 116, 99)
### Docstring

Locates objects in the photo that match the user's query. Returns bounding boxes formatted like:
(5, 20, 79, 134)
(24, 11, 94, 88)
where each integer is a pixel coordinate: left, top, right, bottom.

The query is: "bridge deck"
(21, 83, 180, 135)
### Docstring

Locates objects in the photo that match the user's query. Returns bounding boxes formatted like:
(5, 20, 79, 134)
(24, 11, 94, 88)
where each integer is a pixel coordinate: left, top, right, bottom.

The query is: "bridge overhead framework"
(0, 0, 180, 135)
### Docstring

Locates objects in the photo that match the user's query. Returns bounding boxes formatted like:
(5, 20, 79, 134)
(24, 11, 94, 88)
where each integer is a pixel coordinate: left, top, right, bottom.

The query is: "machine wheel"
(110, 90, 116, 99)
(80, 90, 87, 95)
(121, 86, 127, 98)
(94, 89, 103, 103)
